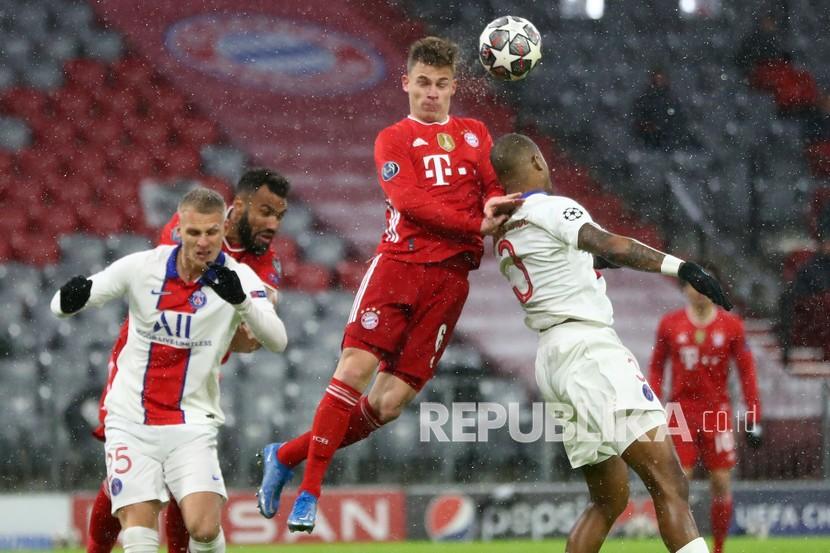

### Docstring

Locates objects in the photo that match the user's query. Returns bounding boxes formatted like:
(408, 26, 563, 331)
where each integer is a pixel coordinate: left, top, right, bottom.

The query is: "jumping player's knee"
(374, 394, 406, 423)
(335, 348, 380, 389)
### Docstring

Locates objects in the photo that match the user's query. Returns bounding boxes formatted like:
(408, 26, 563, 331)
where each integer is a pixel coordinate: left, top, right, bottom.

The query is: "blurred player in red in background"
(256, 36, 522, 532)
(86, 169, 289, 553)
(649, 265, 762, 553)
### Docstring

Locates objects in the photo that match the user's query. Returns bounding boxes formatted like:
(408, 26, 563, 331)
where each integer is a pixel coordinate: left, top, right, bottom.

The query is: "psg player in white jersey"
(51, 188, 287, 553)
(490, 133, 732, 553)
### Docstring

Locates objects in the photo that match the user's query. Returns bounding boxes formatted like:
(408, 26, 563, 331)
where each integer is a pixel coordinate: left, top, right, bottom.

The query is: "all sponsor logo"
(165, 14, 386, 96)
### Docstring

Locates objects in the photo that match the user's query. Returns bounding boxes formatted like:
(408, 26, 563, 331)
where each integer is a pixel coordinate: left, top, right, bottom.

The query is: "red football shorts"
(342, 254, 470, 391)
(670, 402, 737, 471)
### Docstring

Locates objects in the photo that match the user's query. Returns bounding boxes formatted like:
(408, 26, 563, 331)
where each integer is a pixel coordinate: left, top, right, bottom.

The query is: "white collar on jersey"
(407, 114, 450, 126)
(222, 206, 245, 253)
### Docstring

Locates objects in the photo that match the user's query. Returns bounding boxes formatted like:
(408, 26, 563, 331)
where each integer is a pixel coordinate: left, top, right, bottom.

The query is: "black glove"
(746, 423, 763, 449)
(205, 264, 246, 305)
(594, 256, 620, 270)
(678, 262, 733, 311)
(59, 275, 92, 314)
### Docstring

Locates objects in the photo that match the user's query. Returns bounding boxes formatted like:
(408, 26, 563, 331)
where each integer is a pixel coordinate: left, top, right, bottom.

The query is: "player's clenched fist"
(678, 262, 733, 311)
(59, 275, 92, 314)
(206, 264, 246, 305)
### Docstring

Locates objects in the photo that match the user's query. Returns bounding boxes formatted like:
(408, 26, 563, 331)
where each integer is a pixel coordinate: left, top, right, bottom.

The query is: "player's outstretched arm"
(576, 222, 733, 310)
(51, 276, 93, 316)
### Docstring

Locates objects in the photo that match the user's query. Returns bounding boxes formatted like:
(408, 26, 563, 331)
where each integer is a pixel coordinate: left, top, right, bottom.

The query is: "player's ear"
(450, 78, 457, 96)
(402, 73, 410, 92)
(531, 153, 544, 171)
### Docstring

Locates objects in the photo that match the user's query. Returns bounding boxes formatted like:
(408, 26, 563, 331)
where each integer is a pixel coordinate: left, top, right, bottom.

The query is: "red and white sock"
(298, 378, 362, 497)
(711, 496, 733, 553)
(86, 480, 121, 553)
(278, 396, 383, 468)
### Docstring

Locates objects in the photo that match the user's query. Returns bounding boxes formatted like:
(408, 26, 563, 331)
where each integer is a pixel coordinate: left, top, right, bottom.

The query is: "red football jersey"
(374, 115, 504, 267)
(92, 210, 281, 440)
(648, 308, 761, 423)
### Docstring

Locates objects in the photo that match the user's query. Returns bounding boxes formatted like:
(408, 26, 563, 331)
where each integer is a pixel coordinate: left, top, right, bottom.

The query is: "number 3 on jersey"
(497, 239, 534, 303)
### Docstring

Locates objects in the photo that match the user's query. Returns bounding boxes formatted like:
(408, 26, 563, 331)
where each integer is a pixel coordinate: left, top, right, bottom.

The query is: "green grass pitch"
(49, 537, 830, 552)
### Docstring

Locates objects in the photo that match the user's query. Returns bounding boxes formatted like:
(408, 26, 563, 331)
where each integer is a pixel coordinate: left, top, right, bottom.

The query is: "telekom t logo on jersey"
(423, 154, 468, 186)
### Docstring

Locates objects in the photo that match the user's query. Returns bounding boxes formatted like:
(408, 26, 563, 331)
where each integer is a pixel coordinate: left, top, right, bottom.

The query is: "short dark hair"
(236, 168, 290, 198)
(490, 133, 538, 183)
(407, 36, 459, 73)
(178, 187, 226, 215)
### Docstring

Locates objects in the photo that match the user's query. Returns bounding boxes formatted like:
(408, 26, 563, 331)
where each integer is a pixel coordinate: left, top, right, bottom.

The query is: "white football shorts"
(535, 320, 667, 469)
(103, 417, 227, 515)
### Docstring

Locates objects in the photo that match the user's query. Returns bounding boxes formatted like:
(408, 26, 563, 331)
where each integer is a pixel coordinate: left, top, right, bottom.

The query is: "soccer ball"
(478, 15, 542, 81)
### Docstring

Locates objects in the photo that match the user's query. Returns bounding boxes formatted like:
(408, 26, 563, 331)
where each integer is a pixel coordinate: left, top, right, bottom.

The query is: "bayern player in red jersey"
(256, 36, 522, 532)
(648, 266, 762, 553)
(86, 169, 289, 553)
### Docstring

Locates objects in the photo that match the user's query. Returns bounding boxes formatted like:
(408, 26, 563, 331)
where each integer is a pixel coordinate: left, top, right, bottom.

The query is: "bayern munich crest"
(165, 14, 386, 96)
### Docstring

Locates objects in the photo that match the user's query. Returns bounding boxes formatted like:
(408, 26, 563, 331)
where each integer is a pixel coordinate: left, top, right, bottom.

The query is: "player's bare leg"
(365, 372, 418, 423)
(709, 468, 732, 553)
(116, 501, 162, 553)
(179, 492, 225, 552)
(622, 427, 709, 552)
(566, 456, 630, 553)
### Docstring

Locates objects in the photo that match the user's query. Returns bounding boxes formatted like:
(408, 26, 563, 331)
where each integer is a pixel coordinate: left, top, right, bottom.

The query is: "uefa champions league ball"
(478, 15, 542, 81)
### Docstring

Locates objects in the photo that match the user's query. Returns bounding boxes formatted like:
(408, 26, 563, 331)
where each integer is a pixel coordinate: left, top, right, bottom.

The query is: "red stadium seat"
(782, 249, 815, 282)
(99, 87, 141, 117)
(272, 236, 300, 266)
(283, 262, 333, 292)
(0, 87, 49, 119)
(113, 57, 156, 89)
(0, 236, 12, 262)
(16, 148, 61, 177)
(198, 176, 233, 200)
(0, 150, 13, 176)
(35, 120, 77, 148)
(63, 59, 110, 89)
(51, 86, 95, 121)
(157, 145, 201, 177)
(128, 118, 171, 147)
(174, 116, 220, 146)
(11, 231, 59, 266)
(335, 260, 367, 291)
(117, 148, 155, 178)
(80, 115, 124, 146)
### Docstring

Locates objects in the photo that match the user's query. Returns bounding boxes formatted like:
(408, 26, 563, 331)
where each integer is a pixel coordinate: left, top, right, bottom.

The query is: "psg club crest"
(189, 290, 207, 309)
(165, 14, 386, 96)
(110, 478, 123, 497)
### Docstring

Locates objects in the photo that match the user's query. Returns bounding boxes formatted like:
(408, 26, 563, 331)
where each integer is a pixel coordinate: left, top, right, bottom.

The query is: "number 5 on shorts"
(107, 445, 133, 475)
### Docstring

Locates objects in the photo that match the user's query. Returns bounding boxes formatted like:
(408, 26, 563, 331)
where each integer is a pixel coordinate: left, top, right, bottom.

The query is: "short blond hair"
(178, 187, 226, 215)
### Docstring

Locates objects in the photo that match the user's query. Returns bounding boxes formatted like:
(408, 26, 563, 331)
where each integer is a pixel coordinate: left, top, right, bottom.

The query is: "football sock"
(299, 377, 361, 497)
(121, 526, 158, 553)
(676, 537, 710, 553)
(87, 481, 120, 553)
(164, 497, 189, 553)
(188, 529, 225, 553)
(711, 496, 733, 553)
(278, 396, 383, 468)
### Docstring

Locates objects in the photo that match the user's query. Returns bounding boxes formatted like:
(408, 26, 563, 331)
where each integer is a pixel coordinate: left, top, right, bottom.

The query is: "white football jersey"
(496, 193, 614, 331)
(51, 245, 279, 427)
